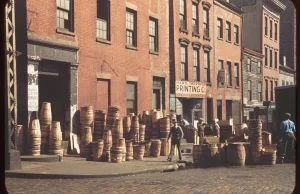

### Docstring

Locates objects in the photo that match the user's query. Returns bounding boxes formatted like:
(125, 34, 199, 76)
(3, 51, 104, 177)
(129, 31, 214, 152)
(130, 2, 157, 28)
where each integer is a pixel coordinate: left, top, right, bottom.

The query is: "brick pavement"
(6, 163, 295, 194)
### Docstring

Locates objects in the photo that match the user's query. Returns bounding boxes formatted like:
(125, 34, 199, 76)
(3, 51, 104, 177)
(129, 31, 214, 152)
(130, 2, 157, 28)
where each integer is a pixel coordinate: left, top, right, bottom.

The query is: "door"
(232, 101, 241, 125)
(207, 98, 213, 124)
(152, 89, 161, 110)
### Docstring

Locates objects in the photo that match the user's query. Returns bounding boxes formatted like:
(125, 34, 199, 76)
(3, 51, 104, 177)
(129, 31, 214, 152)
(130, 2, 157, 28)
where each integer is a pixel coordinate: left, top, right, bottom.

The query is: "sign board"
(175, 81, 206, 98)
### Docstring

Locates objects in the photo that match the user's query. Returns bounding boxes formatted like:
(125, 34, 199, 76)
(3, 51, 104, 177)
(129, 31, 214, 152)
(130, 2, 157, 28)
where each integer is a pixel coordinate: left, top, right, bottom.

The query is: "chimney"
(283, 56, 286, 66)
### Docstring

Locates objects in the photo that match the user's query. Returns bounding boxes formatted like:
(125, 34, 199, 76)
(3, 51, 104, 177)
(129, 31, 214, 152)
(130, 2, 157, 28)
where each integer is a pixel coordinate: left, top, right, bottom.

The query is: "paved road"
(6, 164, 295, 194)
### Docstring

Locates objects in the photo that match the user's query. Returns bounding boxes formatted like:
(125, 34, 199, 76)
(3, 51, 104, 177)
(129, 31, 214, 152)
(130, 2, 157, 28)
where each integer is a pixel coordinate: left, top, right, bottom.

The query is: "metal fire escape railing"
(5, 0, 18, 152)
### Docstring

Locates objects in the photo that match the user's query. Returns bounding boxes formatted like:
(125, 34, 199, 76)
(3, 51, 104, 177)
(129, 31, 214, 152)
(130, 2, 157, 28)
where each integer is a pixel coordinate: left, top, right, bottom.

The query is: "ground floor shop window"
(217, 100, 222, 121)
(126, 82, 137, 115)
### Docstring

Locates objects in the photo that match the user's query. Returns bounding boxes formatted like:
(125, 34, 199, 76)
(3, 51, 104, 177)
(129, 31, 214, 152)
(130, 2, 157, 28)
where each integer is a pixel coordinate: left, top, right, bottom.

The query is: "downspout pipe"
(240, 14, 245, 123)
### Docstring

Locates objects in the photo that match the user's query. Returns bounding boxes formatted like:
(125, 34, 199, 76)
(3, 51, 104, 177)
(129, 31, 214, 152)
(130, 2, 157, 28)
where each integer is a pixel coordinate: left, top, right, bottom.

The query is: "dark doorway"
(38, 60, 69, 139)
(207, 98, 213, 124)
(153, 77, 165, 110)
(152, 89, 161, 110)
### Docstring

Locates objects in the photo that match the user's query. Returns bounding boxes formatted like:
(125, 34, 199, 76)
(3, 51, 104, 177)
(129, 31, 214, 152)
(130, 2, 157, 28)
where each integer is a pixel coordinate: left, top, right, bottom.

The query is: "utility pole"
(5, 0, 22, 170)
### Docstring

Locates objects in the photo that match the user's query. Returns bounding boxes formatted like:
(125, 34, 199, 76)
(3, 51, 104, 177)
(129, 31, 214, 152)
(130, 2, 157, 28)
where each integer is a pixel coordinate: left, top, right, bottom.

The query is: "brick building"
(279, 58, 296, 86)
(169, 0, 243, 126)
(15, 0, 170, 140)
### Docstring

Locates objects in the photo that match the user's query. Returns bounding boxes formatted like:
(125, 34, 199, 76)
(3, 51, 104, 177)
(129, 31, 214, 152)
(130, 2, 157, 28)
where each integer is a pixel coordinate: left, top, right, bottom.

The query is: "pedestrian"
(197, 118, 205, 144)
(278, 113, 296, 163)
(167, 119, 184, 162)
(212, 119, 220, 137)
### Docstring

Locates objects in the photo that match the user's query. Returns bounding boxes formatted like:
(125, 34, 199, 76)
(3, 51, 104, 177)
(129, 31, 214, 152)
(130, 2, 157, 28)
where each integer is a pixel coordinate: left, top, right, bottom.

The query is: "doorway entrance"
(207, 98, 213, 125)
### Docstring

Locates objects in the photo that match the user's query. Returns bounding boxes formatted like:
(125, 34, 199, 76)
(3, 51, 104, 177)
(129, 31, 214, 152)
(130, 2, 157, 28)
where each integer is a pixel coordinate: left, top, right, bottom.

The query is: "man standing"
(167, 119, 184, 162)
(197, 118, 205, 144)
(279, 113, 296, 163)
(212, 119, 220, 137)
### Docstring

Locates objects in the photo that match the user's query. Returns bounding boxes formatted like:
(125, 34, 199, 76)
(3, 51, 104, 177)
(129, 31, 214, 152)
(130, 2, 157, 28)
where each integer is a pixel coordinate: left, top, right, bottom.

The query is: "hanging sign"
(175, 81, 206, 98)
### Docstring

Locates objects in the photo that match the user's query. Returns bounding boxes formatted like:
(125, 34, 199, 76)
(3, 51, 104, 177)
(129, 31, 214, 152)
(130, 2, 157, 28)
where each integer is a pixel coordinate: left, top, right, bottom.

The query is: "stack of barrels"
(133, 144, 145, 160)
(49, 121, 63, 155)
(40, 102, 52, 154)
(92, 140, 104, 162)
(139, 124, 146, 142)
(112, 119, 123, 147)
(151, 111, 161, 139)
(16, 125, 24, 155)
(150, 139, 161, 157)
(248, 119, 263, 164)
(80, 106, 94, 140)
(94, 110, 106, 141)
(80, 126, 93, 157)
(125, 141, 134, 161)
(159, 117, 170, 138)
(129, 116, 139, 142)
(144, 140, 152, 157)
(123, 116, 131, 140)
(227, 143, 246, 166)
(192, 144, 210, 167)
(27, 119, 41, 156)
(160, 138, 170, 156)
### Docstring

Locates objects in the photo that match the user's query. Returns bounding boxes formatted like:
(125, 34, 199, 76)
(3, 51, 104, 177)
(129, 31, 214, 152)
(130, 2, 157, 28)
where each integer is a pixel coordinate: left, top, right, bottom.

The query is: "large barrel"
(129, 116, 139, 142)
(112, 119, 123, 147)
(123, 116, 131, 140)
(16, 125, 24, 155)
(101, 146, 111, 162)
(160, 138, 169, 156)
(261, 150, 276, 165)
(160, 117, 170, 138)
(209, 144, 220, 166)
(27, 119, 41, 156)
(139, 124, 146, 142)
(192, 144, 210, 168)
(118, 138, 126, 162)
(103, 129, 112, 149)
(40, 102, 52, 154)
(48, 121, 63, 155)
(80, 126, 93, 157)
(80, 106, 94, 125)
(152, 111, 160, 126)
(227, 143, 246, 166)
(144, 140, 152, 157)
(40, 102, 52, 124)
(125, 141, 134, 161)
(217, 143, 226, 165)
(133, 144, 145, 160)
(94, 110, 106, 141)
(106, 106, 120, 130)
(110, 147, 123, 163)
(92, 140, 104, 161)
(150, 139, 161, 157)
(248, 119, 263, 164)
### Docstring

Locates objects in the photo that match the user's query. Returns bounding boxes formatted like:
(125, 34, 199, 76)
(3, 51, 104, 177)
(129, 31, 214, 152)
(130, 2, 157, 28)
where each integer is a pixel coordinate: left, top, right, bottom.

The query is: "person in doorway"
(167, 119, 184, 162)
(197, 118, 205, 144)
(279, 113, 296, 163)
(212, 119, 220, 137)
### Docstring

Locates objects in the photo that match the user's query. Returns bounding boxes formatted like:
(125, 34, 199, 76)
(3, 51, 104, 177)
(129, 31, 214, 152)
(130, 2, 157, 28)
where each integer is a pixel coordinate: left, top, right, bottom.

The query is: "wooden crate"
(205, 136, 220, 144)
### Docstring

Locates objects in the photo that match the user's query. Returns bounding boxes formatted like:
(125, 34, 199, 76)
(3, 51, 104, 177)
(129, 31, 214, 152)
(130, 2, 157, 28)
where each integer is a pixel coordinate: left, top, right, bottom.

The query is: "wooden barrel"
(103, 129, 112, 149)
(40, 102, 52, 125)
(227, 143, 246, 166)
(160, 117, 170, 138)
(160, 138, 169, 156)
(106, 106, 120, 131)
(262, 132, 272, 146)
(111, 147, 123, 163)
(125, 141, 134, 161)
(150, 139, 161, 157)
(118, 138, 126, 162)
(80, 106, 94, 125)
(81, 127, 93, 144)
(139, 124, 145, 142)
(144, 140, 152, 157)
(130, 116, 139, 142)
(209, 144, 220, 166)
(49, 121, 63, 155)
(94, 110, 106, 141)
(217, 143, 226, 165)
(133, 144, 145, 160)
(92, 140, 104, 162)
(192, 144, 210, 167)
(101, 146, 111, 162)
(261, 150, 276, 165)
(112, 119, 123, 147)
(16, 125, 24, 154)
(152, 111, 160, 126)
(27, 119, 41, 156)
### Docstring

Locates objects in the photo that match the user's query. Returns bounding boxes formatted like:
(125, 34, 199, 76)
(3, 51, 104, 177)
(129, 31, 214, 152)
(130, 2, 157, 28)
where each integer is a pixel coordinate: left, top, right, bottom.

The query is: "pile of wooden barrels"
(40, 102, 52, 154)
(248, 119, 263, 164)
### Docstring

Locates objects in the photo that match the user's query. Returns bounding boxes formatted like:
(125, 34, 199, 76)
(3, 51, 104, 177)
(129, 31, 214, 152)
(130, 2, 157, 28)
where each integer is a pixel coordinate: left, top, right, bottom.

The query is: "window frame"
(257, 82, 262, 101)
(270, 20, 273, 39)
(274, 51, 278, 69)
(234, 63, 239, 87)
(192, 3, 199, 34)
(226, 21, 231, 41)
(247, 58, 251, 72)
(270, 49, 273, 68)
(96, 0, 111, 41)
(264, 16, 268, 36)
(257, 61, 261, 74)
(204, 51, 210, 82)
(234, 25, 239, 44)
(193, 49, 200, 81)
(203, 8, 209, 38)
(217, 100, 222, 121)
(56, 0, 74, 32)
(217, 18, 223, 39)
(270, 80, 274, 101)
(218, 59, 223, 70)
(275, 22, 278, 41)
(265, 79, 268, 101)
(247, 80, 252, 101)
(126, 82, 138, 115)
(126, 9, 137, 47)
(181, 45, 188, 80)
(179, 0, 187, 30)
(149, 17, 159, 52)
(227, 61, 232, 87)
(265, 47, 268, 67)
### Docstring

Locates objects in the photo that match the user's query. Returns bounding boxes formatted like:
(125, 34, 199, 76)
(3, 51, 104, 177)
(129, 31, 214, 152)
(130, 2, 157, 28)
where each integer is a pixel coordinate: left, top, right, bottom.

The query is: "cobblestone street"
(6, 163, 295, 194)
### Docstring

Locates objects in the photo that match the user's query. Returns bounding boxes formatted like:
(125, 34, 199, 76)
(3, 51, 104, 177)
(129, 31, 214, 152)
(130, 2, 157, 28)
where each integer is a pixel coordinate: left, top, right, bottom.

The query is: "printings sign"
(175, 81, 206, 98)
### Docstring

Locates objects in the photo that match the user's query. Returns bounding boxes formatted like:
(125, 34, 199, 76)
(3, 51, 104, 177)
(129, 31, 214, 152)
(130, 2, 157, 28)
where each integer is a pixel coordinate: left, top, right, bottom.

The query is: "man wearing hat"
(279, 113, 296, 162)
(197, 118, 205, 144)
(167, 119, 184, 162)
(212, 119, 220, 137)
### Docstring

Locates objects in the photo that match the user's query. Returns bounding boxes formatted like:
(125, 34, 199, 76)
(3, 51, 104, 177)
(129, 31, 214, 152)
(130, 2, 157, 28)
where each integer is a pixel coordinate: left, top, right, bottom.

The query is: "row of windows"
(218, 60, 240, 87)
(217, 18, 239, 44)
(246, 59, 261, 74)
(264, 16, 278, 41)
(282, 80, 294, 86)
(264, 47, 278, 69)
(246, 80, 277, 102)
(264, 79, 277, 102)
(217, 100, 233, 121)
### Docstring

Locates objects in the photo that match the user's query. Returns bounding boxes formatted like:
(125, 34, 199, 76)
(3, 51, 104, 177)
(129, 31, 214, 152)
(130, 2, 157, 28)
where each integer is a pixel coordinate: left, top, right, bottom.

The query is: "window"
(217, 18, 223, 39)
(275, 51, 278, 69)
(275, 81, 278, 88)
(247, 58, 251, 72)
(96, 0, 110, 40)
(247, 80, 252, 101)
(193, 49, 200, 81)
(226, 100, 232, 120)
(181, 46, 188, 80)
(204, 51, 210, 82)
(234, 25, 239, 44)
(258, 82, 262, 101)
(226, 21, 231, 41)
(180, 0, 186, 29)
(234, 63, 239, 87)
(217, 100, 222, 121)
(270, 80, 273, 101)
(270, 49, 273, 68)
(126, 9, 137, 47)
(286, 81, 289, 85)
(270, 20, 273, 39)
(275, 23, 278, 41)
(126, 82, 137, 115)
(192, 3, 198, 34)
(264, 16, 268, 36)
(227, 62, 232, 87)
(265, 80, 268, 101)
(257, 61, 261, 74)
(218, 60, 223, 70)
(203, 9, 209, 37)
(56, 0, 73, 31)
(282, 80, 285, 86)
(290, 82, 293, 85)
(265, 47, 268, 66)
(149, 18, 158, 52)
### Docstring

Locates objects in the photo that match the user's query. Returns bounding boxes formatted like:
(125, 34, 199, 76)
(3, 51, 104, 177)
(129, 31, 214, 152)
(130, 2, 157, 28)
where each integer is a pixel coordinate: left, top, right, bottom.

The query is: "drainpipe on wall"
(240, 16, 245, 123)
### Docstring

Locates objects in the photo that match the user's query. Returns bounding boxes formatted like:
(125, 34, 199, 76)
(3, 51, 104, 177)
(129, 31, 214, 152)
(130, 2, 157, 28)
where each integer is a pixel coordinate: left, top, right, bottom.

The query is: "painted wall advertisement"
(28, 64, 39, 111)
(175, 81, 206, 98)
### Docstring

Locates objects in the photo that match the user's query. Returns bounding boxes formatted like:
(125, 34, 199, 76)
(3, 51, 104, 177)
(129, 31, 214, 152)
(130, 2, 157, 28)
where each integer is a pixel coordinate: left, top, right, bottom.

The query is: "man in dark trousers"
(167, 119, 184, 162)
(197, 118, 205, 144)
(279, 113, 296, 163)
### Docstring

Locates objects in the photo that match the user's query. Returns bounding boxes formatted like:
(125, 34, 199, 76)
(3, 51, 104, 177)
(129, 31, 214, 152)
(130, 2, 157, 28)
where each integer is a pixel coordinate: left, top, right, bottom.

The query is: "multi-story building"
(279, 56, 296, 86)
(169, 0, 242, 126)
(242, 48, 264, 120)
(15, 0, 170, 141)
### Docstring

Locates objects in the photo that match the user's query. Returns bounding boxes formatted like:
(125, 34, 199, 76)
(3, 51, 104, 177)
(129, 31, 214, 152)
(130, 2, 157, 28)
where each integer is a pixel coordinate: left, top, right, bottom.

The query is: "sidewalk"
(5, 154, 193, 179)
